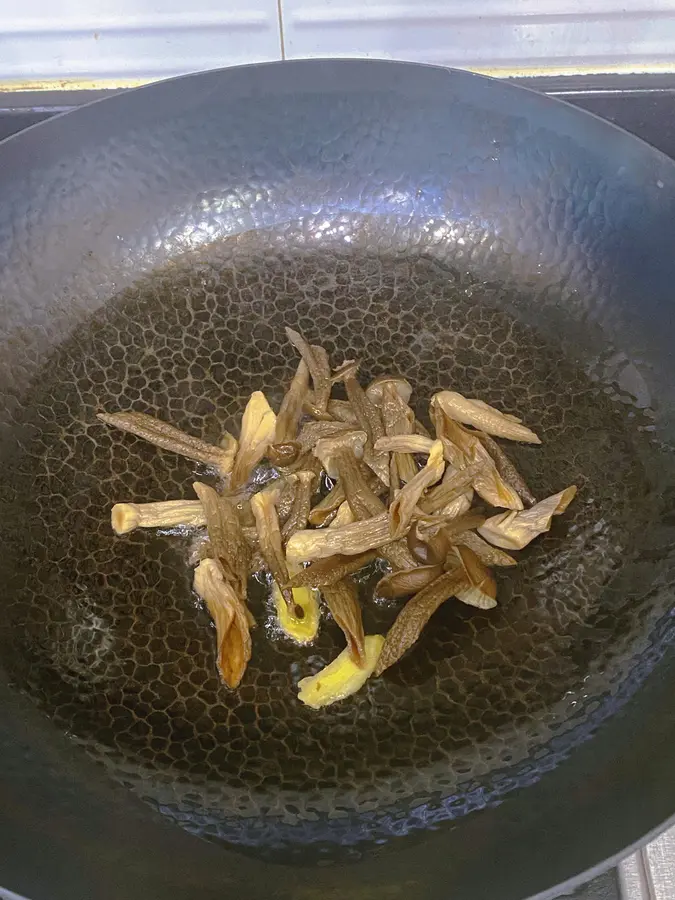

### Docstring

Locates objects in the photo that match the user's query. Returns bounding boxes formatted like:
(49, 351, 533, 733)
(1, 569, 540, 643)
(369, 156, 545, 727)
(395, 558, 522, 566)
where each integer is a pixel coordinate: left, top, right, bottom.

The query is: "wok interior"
(0, 221, 672, 857)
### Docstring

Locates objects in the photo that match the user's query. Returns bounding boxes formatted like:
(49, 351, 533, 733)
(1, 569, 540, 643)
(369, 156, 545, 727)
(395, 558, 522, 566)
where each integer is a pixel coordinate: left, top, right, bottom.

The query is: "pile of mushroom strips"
(100, 328, 576, 709)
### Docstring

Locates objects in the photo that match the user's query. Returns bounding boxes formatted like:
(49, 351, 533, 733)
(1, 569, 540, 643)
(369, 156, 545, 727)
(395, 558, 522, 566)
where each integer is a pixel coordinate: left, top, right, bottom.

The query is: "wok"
(0, 59, 674, 900)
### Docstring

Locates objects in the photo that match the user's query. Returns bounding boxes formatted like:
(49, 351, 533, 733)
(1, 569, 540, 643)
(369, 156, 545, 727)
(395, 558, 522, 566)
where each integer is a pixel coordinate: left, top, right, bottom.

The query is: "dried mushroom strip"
(278, 449, 324, 481)
(379, 536, 419, 572)
(479, 486, 577, 550)
(193, 482, 250, 598)
(365, 374, 413, 407)
(375, 570, 467, 675)
(248, 546, 267, 576)
(476, 432, 536, 507)
(193, 559, 252, 688)
(326, 399, 359, 425)
(308, 465, 386, 527)
(331, 445, 418, 571)
(287, 512, 399, 563)
(438, 489, 474, 521)
(431, 401, 524, 510)
(111, 499, 206, 535)
(220, 431, 238, 456)
(433, 391, 541, 444)
(250, 488, 297, 613)
(375, 432, 514, 517)
(414, 511, 487, 545)
(454, 530, 518, 567)
(287, 550, 378, 590)
(285, 327, 332, 417)
(281, 471, 316, 541)
(308, 482, 347, 526)
(418, 461, 482, 515)
(328, 501, 356, 528)
(313, 431, 367, 479)
(332, 444, 384, 518)
(375, 564, 444, 600)
(269, 358, 310, 466)
(97, 411, 236, 477)
(389, 440, 445, 540)
(375, 435, 434, 455)
(104, 320, 579, 696)
(412, 512, 487, 569)
(335, 360, 389, 485)
(296, 420, 353, 456)
(323, 577, 366, 666)
(450, 545, 497, 609)
(367, 377, 414, 442)
(381, 384, 418, 492)
(470, 454, 523, 510)
(269, 475, 299, 525)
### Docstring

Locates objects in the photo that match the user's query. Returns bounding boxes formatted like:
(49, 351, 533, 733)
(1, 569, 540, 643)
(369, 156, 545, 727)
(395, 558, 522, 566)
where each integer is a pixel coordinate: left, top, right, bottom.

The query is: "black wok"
(0, 59, 674, 900)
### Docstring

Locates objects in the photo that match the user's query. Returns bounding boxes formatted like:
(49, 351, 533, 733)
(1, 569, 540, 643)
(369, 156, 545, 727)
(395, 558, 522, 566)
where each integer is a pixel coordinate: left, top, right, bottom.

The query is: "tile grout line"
(639, 846, 659, 900)
(618, 842, 662, 900)
(276, 0, 286, 60)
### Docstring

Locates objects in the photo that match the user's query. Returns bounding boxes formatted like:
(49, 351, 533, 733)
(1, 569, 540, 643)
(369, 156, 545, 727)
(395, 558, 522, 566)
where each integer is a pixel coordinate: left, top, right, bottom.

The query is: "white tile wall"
(281, 0, 675, 75)
(0, 0, 282, 87)
(2, 0, 675, 86)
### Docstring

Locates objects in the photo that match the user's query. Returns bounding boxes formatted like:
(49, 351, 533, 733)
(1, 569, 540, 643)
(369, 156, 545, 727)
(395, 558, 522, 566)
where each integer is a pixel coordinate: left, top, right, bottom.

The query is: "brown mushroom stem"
(338, 363, 389, 485)
(281, 471, 316, 541)
(285, 327, 332, 417)
(250, 489, 298, 613)
(295, 420, 353, 456)
(374, 570, 467, 675)
(287, 512, 402, 563)
(323, 577, 366, 667)
(193, 482, 250, 598)
(335, 449, 418, 570)
(313, 431, 367, 479)
(269, 358, 310, 467)
(375, 564, 444, 600)
(97, 411, 235, 477)
(287, 550, 378, 589)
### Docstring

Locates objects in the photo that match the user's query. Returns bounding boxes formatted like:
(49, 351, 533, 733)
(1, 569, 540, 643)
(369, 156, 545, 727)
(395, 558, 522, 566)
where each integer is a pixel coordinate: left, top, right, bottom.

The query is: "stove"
(0, 74, 672, 900)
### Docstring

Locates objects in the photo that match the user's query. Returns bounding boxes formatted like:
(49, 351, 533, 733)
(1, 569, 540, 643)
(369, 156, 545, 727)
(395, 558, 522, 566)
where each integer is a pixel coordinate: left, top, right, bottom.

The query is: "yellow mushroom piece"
(111, 499, 205, 535)
(432, 391, 541, 444)
(329, 500, 357, 529)
(272, 560, 320, 644)
(297, 634, 385, 709)
(230, 391, 277, 491)
(478, 485, 577, 550)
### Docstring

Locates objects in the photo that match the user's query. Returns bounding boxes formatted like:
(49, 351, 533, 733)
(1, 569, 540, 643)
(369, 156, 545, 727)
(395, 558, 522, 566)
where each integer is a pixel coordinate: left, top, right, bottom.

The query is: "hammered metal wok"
(1, 59, 675, 900)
